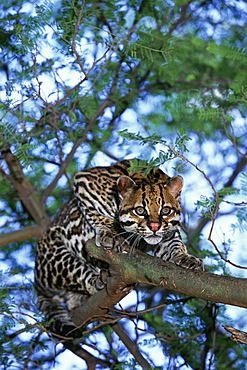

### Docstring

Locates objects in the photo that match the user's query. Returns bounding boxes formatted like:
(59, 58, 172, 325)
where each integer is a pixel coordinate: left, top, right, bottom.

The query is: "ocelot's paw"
(96, 229, 128, 252)
(172, 254, 204, 271)
(52, 320, 82, 339)
(88, 269, 110, 293)
(96, 268, 110, 290)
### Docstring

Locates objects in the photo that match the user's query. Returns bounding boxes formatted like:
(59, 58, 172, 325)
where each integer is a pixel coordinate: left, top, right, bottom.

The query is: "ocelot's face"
(117, 176, 183, 245)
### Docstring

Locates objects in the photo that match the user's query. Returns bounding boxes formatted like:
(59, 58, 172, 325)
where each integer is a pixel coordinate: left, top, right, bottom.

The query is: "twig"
(208, 221, 247, 269)
(222, 200, 247, 206)
(71, 0, 88, 76)
(222, 113, 247, 159)
(111, 296, 193, 317)
(168, 1, 192, 34)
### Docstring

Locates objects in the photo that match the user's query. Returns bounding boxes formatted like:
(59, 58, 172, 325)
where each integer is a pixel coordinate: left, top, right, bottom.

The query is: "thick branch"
(68, 241, 247, 368)
(70, 240, 247, 330)
(1, 145, 50, 230)
(0, 225, 42, 247)
(93, 243, 247, 308)
(70, 245, 151, 369)
(70, 248, 134, 326)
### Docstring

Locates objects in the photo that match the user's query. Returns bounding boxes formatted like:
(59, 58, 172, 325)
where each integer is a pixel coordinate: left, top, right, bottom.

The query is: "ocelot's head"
(117, 175, 183, 245)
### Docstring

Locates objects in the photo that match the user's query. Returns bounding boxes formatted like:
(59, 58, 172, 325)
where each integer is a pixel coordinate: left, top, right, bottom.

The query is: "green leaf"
(207, 42, 247, 61)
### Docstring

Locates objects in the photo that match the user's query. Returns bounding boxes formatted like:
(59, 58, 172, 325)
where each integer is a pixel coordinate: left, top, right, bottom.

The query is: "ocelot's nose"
(148, 222, 161, 232)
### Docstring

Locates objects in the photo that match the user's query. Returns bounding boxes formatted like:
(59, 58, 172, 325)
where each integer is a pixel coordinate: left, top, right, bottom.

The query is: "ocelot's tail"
(37, 293, 82, 338)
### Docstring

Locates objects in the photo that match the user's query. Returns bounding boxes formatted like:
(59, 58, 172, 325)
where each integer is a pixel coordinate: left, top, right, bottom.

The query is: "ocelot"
(35, 160, 204, 337)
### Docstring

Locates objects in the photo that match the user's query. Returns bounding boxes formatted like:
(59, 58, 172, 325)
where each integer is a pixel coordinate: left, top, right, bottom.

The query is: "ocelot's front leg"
(95, 226, 128, 252)
(85, 213, 128, 251)
(154, 230, 204, 271)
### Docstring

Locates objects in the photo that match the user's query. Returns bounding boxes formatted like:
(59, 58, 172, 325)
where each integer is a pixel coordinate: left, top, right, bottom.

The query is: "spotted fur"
(35, 160, 204, 337)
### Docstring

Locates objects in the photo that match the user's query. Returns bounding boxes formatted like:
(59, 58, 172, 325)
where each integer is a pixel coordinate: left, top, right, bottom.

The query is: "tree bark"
(1, 144, 50, 230)
(0, 225, 43, 247)
(223, 325, 247, 345)
(70, 240, 247, 329)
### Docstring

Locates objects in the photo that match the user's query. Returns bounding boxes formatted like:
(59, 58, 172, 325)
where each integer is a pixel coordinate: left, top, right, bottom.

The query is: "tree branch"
(69, 243, 152, 369)
(64, 342, 111, 369)
(1, 144, 50, 230)
(0, 225, 42, 247)
(67, 240, 247, 367)
(70, 240, 247, 332)
(112, 322, 151, 369)
(168, 1, 193, 34)
(223, 325, 247, 345)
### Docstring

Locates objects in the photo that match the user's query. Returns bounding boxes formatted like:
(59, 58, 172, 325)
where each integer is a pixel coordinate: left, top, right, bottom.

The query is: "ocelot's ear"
(166, 175, 183, 198)
(117, 176, 136, 198)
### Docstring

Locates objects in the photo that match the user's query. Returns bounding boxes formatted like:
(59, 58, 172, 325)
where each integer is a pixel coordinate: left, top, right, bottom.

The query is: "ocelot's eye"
(161, 206, 172, 216)
(135, 206, 146, 216)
